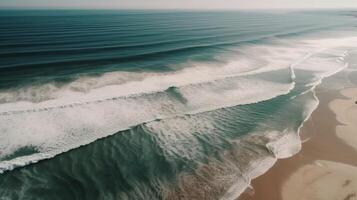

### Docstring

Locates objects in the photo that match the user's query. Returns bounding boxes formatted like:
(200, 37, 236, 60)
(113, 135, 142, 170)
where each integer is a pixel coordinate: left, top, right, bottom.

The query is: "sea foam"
(0, 34, 356, 176)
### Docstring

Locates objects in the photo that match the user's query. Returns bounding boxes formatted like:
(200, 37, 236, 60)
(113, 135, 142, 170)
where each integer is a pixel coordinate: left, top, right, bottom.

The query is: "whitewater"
(1, 10, 357, 200)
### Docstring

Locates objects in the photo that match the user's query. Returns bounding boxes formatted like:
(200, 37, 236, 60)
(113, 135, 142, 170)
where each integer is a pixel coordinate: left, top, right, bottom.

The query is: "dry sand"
(239, 87, 357, 200)
(331, 88, 357, 151)
(281, 160, 357, 200)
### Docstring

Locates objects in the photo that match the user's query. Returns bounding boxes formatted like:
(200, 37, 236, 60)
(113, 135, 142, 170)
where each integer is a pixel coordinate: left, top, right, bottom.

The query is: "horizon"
(1, 0, 357, 10)
(0, 7, 357, 11)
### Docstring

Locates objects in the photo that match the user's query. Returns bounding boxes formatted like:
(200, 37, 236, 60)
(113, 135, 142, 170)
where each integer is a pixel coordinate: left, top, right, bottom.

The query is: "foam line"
(0, 34, 356, 175)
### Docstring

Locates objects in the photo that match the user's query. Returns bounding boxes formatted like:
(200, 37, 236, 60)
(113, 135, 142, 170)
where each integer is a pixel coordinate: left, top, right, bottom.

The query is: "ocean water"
(0, 10, 357, 200)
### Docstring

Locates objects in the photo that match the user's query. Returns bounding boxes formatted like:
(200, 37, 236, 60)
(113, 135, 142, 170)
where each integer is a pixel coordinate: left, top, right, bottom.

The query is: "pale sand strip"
(330, 88, 357, 150)
(240, 87, 357, 200)
(282, 160, 357, 200)
(279, 88, 357, 200)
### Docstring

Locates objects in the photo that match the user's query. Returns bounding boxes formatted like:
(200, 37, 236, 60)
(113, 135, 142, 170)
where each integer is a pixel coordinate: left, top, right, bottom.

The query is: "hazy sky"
(1, 0, 357, 9)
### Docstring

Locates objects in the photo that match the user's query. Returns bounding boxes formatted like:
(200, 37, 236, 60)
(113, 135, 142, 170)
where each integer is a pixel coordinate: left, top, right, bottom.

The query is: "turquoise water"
(0, 10, 357, 200)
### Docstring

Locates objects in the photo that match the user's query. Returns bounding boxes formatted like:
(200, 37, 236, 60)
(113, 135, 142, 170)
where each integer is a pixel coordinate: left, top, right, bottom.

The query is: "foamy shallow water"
(0, 10, 357, 200)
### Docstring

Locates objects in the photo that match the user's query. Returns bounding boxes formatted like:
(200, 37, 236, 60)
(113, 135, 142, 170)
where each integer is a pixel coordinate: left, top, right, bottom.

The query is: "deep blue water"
(0, 10, 354, 88)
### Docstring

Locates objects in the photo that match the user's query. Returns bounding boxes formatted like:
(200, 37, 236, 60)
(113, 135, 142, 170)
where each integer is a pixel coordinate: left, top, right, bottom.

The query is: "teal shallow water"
(0, 10, 357, 200)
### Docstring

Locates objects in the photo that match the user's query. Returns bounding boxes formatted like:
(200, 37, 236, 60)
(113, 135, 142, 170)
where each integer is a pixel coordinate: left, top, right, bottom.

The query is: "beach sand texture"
(240, 87, 357, 200)
(331, 88, 357, 151)
(282, 160, 357, 200)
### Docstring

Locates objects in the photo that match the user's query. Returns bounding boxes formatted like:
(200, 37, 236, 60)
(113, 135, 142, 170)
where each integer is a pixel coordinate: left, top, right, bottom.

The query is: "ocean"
(0, 9, 357, 200)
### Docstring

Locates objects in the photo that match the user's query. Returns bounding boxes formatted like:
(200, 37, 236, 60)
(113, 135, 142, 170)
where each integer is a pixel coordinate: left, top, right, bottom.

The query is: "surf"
(0, 33, 354, 176)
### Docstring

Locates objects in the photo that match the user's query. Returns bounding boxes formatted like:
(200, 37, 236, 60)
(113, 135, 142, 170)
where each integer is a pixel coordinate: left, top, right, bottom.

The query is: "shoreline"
(239, 86, 357, 200)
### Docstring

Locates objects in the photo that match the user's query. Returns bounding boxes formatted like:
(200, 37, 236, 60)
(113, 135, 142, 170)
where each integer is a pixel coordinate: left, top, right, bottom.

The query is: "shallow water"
(0, 9, 357, 200)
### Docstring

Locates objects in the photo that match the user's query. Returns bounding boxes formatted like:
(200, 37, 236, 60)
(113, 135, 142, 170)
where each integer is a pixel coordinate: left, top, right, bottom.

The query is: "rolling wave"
(0, 10, 357, 200)
(0, 34, 352, 176)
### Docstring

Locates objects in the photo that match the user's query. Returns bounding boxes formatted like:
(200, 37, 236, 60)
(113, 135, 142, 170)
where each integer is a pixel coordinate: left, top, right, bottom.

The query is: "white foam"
(1, 33, 356, 175)
(220, 54, 353, 200)
(0, 74, 293, 173)
(221, 97, 320, 200)
(219, 36, 357, 200)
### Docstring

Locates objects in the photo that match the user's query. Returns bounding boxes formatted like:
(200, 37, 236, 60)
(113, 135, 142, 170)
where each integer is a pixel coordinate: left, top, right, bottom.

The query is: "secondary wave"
(0, 34, 354, 176)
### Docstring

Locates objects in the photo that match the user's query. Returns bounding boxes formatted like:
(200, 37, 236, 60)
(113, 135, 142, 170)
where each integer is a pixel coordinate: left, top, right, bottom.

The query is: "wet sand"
(239, 87, 357, 200)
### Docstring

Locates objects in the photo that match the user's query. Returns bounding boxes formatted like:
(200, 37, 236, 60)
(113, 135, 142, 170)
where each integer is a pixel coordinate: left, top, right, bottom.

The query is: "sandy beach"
(240, 86, 357, 200)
